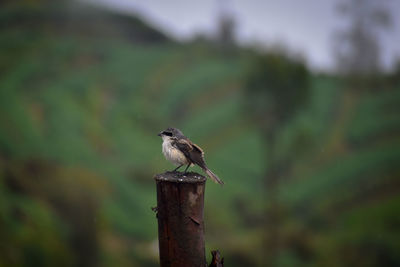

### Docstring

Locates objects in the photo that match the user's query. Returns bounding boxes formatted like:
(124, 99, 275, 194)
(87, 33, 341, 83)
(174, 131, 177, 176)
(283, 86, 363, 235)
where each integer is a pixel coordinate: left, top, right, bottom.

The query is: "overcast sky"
(86, 0, 400, 71)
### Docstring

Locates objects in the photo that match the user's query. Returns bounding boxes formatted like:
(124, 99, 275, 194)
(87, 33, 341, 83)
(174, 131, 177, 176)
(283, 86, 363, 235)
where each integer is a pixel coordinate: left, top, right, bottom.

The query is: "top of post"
(154, 171, 206, 183)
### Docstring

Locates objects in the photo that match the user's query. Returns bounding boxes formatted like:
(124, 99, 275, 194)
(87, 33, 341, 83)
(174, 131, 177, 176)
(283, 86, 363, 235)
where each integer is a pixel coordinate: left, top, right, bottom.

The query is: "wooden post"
(154, 171, 207, 267)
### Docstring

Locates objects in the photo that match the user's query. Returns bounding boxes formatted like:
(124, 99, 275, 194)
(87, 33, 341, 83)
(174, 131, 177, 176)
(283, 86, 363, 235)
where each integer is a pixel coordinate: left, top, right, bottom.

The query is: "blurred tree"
(245, 53, 310, 140)
(244, 52, 310, 265)
(333, 0, 392, 76)
(216, 0, 236, 50)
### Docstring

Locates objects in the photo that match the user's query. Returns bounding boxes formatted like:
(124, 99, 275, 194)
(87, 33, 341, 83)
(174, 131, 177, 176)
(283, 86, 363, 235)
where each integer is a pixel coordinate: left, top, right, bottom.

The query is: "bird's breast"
(162, 140, 188, 165)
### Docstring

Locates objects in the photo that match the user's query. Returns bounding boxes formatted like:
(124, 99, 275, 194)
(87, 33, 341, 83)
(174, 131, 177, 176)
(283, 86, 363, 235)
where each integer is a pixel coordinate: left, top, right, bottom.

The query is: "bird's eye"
(163, 131, 173, 136)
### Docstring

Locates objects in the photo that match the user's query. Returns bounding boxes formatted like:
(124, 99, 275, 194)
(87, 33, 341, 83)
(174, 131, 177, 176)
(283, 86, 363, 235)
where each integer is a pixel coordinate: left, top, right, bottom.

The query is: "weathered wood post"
(154, 171, 207, 267)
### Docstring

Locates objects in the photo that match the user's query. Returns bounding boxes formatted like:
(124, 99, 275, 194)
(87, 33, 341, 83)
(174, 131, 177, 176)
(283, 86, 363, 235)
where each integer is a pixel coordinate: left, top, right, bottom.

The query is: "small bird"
(158, 127, 224, 185)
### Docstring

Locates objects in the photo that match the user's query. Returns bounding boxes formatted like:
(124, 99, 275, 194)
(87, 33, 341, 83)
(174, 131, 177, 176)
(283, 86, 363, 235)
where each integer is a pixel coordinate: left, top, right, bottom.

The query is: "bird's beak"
(157, 132, 162, 137)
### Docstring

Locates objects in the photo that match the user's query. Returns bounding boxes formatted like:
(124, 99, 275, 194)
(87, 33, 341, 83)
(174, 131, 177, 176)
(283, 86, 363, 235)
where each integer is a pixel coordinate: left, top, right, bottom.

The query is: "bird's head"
(157, 127, 184, 140)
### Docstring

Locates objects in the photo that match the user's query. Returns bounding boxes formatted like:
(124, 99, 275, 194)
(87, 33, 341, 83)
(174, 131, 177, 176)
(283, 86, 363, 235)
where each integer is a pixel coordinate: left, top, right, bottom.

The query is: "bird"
(158, 127, 224, 185)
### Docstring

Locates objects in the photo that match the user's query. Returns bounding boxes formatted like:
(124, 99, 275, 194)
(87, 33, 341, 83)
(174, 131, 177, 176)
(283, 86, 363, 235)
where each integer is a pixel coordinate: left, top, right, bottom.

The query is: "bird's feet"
(171, 165, 183, 172)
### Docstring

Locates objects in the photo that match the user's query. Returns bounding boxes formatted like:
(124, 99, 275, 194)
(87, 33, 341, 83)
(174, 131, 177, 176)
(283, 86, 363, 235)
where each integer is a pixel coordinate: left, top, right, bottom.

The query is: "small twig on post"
(154, 171, 207, 267)
(209, 250, 224, 267)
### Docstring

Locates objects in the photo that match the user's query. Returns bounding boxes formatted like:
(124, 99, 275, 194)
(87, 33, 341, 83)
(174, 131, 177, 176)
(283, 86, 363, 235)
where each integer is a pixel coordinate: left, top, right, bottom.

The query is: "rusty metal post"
(154, 171, 207, 267)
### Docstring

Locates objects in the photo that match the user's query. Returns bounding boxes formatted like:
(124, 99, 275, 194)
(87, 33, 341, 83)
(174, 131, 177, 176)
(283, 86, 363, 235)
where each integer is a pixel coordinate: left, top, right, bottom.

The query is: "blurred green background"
(1, 1, 399, 266)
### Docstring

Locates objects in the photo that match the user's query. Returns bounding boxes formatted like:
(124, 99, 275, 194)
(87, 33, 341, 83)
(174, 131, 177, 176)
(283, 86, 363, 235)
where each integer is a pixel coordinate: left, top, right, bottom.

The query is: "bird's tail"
(204, 167, 224, 185)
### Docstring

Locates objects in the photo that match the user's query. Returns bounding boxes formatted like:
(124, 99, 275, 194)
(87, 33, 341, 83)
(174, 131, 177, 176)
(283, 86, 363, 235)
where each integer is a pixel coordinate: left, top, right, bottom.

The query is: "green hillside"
(1, 2, 399, 267)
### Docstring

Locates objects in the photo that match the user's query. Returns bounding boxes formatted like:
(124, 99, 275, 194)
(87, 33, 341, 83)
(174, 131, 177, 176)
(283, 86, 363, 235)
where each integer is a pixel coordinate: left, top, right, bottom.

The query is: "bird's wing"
(174, 138, 224, 185)
(173, 138, 206, 169)
(172, 138, 192, 159)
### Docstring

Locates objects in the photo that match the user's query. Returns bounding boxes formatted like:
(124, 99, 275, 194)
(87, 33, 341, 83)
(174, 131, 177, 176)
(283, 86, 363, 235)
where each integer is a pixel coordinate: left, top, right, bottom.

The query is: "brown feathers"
(172, 138, 223, 185)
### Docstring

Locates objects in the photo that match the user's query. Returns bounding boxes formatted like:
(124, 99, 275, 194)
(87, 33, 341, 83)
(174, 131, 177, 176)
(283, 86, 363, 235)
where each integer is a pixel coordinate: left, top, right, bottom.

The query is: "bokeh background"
(1, 0, 400, 266)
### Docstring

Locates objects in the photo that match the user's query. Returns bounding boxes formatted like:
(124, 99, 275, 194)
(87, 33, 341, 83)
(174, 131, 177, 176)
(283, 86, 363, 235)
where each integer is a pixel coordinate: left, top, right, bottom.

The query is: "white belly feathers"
(162, 138, 189, 166)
